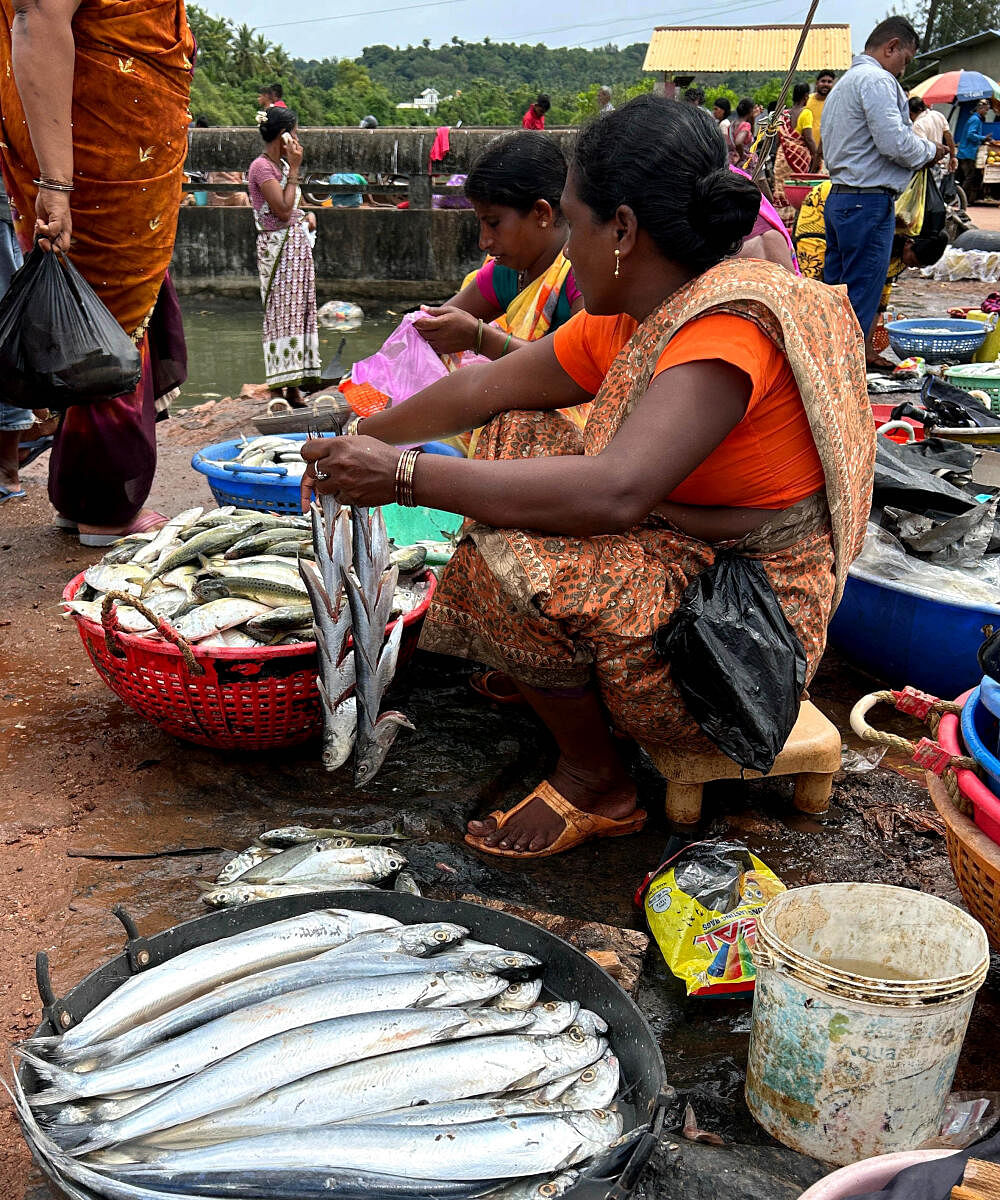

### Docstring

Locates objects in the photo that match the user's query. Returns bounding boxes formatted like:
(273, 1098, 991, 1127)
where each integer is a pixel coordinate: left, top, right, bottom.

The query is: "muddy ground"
(2, 271, 1000, 1200)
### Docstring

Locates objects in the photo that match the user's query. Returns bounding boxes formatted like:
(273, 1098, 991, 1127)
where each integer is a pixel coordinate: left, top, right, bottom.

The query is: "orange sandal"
(464, 779, 647, 859)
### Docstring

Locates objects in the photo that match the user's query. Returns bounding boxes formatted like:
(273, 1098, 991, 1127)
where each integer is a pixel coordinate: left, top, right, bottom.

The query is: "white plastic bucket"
(746, 883, 989, 1166)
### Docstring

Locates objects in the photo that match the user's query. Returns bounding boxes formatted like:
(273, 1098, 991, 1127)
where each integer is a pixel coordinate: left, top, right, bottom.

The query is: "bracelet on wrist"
(34, 176, 74, 194)
(500, 332, 513, 357)
(474, 318, 484, 355)
(394, 447, 423, 507)
(344, 417, 362, 437)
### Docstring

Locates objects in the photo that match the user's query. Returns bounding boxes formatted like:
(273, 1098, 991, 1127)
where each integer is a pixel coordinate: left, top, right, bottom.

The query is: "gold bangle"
(475, 318, 484, 355)
(394, 447, 423, 507)
(344, 416, 362, 437)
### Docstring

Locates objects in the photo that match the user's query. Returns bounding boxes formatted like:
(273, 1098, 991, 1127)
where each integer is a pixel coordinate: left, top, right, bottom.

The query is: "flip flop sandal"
(464, 779, 646, 860)
(18, 435, 54, 468)
(78, 510, 167, 548)
(469, 669, 527, 706)
(0, 485, 27, 503)
(53, 513, 78, 531)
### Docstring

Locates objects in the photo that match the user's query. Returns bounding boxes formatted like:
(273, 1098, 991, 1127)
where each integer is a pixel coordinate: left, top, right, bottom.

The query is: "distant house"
(642, 23, 852, 93)
(396, 87, 442, 114)
(910, 30, 1000, 86)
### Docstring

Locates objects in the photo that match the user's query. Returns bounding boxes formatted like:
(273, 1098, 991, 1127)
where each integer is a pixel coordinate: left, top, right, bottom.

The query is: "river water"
(178, 297, 410, 409)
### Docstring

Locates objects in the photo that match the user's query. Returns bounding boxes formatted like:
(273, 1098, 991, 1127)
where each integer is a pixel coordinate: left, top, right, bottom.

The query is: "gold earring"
(541, 220, 548, 228)
(614, 247, 621, 278)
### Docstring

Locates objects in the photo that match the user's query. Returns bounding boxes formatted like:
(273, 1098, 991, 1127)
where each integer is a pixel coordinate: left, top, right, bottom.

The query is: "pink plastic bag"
(350, 312, 486, 404)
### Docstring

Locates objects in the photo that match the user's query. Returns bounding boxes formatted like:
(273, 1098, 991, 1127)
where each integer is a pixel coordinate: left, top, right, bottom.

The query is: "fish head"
(466, 948, 543, 981)
(363, 845, 409, 880)
(353, 711, 415, 787)
(437, 970, 509, 1004)
(523, 1000, 581, 1037)
(200, 887, 237, 908)
(562, 1051, 620, 1109)
(192, 577, 229, 603)
(572, 1009, 609, 1037)
(399, 921, 467, 957)
(494, 977, 544, 1010)
(314, 836, 355, 850)
(543, 1030, 608, 1077)
(514, 1173, 581, 1200)
(566, 1107, 625, 1145)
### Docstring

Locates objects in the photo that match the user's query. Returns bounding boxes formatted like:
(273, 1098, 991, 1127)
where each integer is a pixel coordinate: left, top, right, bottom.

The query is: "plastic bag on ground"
(636, 840, 786, 997)
(0, 247, 141, 409)
(350, 311, 487, 406)
(854, 521, 1000, 605)
(652, 553, 807, 774)
(874, 434, 979, 516)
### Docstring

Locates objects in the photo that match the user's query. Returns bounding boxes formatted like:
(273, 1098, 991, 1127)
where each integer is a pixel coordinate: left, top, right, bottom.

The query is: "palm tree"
(232, 23, 259, 77)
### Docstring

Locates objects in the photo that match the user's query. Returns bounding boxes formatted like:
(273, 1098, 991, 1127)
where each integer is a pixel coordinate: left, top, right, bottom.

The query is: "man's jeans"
(823, 190, 895, 339)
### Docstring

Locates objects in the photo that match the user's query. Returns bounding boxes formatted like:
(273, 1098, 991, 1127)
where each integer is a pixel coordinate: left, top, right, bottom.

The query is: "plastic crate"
(884, 318, 987, 365)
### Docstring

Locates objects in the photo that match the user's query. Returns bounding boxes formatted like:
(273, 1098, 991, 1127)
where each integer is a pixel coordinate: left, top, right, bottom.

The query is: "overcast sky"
(203, 0, 878, 65)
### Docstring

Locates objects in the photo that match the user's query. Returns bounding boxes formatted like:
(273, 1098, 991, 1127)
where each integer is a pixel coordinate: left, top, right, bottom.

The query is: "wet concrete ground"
(3, 269, 1000, 1199)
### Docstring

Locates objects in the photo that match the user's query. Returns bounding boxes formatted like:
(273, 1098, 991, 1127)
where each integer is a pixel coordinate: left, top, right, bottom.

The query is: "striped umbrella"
(910, 70, 1000, 104)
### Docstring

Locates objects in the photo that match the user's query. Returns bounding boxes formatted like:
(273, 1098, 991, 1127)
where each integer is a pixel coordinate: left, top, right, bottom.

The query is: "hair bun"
(687, 167, 762, 259)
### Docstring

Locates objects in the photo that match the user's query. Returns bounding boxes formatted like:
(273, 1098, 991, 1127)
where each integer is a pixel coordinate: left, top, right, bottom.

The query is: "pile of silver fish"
(201, 824, 422, 909)
(302, 495, 417, 784)
(199, 434, 313, 481)
(11, 907, 629, 1200)
(63, 505, 429, 651)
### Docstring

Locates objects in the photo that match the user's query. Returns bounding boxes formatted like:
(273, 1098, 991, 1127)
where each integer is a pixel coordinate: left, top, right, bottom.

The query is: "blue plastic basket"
(884, 318, 987, 364)
(961, 686, 1000, 798)
(190, 433, 464, 536)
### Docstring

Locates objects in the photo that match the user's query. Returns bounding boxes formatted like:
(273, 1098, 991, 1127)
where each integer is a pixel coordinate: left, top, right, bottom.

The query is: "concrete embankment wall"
(173, 126, 579, 299)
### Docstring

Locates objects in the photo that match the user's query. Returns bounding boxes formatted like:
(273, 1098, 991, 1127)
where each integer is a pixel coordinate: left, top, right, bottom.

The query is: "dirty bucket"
(745, 883, 989, 1166)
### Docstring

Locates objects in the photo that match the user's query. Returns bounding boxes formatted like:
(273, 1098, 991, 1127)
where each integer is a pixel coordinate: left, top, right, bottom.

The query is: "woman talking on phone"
(248, 106, 321, 407)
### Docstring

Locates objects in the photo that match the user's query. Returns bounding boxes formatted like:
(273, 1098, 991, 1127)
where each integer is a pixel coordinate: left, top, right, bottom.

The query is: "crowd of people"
(0, 6, 972, 853)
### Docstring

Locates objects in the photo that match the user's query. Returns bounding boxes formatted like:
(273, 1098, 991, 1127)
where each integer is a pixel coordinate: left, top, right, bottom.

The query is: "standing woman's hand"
(35, 188, 72, 252)
(284, 133, 304, 172)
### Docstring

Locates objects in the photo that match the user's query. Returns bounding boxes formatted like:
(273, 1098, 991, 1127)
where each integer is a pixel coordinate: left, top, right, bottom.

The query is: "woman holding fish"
(302, 96, 875, 859)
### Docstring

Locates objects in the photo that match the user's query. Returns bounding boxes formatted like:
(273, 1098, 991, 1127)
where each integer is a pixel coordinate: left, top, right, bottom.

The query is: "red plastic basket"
(62, 571, 436, 751)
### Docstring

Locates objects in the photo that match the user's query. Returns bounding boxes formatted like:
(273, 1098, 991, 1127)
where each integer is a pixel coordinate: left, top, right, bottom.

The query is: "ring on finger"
(314, 469, 330, 481)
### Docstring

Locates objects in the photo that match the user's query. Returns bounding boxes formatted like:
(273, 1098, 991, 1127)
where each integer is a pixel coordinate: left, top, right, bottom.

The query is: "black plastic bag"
(940, 171, 958, 205)
(0, 247, 141, 410)
(652, 553, 807, 774)
(921, 168, 947, 238)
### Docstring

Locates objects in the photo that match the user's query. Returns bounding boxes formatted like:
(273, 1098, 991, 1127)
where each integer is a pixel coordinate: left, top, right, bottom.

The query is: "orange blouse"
(553, 310, 825, 509)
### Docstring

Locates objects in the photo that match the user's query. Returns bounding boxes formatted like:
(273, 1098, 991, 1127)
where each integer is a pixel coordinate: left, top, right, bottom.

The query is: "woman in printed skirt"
(248, 107, 321, 408)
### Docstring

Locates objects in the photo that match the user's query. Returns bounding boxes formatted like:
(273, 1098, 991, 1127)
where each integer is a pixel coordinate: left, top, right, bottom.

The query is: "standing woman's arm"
(11, 0, 83, 252)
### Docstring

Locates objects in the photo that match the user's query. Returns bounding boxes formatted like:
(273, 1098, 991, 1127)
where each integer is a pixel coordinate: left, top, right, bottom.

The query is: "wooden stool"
(642, 701, 842, 827)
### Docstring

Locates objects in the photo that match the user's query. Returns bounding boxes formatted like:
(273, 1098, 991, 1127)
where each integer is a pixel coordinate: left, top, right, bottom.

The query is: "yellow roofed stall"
(643, 23, 852, 78)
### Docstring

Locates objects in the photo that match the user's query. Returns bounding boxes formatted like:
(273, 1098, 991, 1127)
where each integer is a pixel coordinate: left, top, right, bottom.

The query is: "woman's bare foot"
(467, 755, 637, 854)
(285, 387, 307, 409)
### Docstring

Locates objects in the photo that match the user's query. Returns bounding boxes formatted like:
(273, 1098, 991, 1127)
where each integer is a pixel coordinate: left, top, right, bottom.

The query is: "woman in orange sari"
(0, 0, 194, 545)
(302, 97, 874, 859)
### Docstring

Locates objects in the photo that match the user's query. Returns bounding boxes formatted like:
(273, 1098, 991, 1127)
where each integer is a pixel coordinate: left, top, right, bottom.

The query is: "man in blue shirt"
(821, 17, 948, 343)
(956, 99, 998, 204)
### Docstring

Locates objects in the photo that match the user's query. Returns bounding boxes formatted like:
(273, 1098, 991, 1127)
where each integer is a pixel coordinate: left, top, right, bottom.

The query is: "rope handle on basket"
(100, 591, 206, 676)
(849, 686, 975, 812)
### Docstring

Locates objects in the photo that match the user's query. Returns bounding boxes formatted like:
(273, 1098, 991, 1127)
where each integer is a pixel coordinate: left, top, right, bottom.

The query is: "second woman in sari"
(413, 131, 586, 451)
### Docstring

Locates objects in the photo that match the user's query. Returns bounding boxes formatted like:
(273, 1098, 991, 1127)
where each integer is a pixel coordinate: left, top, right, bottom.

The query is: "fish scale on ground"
(14, 907, 633, 1199)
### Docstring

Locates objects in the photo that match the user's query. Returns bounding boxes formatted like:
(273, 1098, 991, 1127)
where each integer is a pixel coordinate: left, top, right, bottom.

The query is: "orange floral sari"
(419, 259, 874, 749)
(0, 0, 194, 526)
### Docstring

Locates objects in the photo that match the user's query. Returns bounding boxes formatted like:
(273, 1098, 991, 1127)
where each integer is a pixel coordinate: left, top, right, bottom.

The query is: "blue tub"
(961, 686, 1000, 797)
(191, 433, 463, 539)
(828, 566, 1000, 698)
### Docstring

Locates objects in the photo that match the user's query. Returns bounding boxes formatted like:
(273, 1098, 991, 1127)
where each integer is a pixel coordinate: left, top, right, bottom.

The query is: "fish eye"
(543, 1001, 558, 1011)
(434, 930, 450, 941)
(539, 1185, 558, 1197)
(580, 1068, 596, 1082)
(568, 1025, 585, 1043)
(504, 956, 519, 966)
(470, 971, 488, 980)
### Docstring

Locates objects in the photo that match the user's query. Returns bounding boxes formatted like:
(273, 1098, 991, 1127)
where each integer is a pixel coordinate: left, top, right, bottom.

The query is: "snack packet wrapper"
(636, 840, 785, 997)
